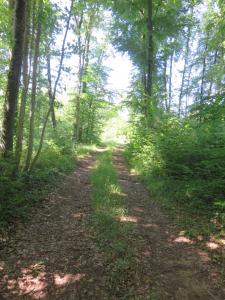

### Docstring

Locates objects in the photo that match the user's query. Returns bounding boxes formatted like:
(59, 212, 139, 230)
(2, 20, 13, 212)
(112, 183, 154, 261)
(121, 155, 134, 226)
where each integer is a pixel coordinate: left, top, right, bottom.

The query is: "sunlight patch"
(119, 215, 138, 223)
(174, 236, 194, 244)
(17, 270, 47, 299)
(54, 273, 85, 287)
(205, 242, 219, 250)
(0, 261, 5, 271)
(6, 264, 48, 299)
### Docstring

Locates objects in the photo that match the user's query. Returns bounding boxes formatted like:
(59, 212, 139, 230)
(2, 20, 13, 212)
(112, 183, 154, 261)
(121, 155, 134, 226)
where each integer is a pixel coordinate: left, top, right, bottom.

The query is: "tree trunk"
(29, 0, 74, 171)
(168, 50, 174, 111)
(208, 49, 218, 96)
(46, 51, 57, 129)
(14, 0, 31, 172)
(163, 57, 168, 111)
(200, 35, 209, 104)
(25, 0, 43, 171)
(185, 63, 192, 115)
(178, 24, 191, 117)
(1, 0, 26, 157)
(144, 0, 153, 124)
(146, 0, 153, 97)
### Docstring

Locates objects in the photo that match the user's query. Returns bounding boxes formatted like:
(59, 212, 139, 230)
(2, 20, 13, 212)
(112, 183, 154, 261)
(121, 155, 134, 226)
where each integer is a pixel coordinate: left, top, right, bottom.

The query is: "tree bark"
(2, 0, 26, 157)
(146, 0, 153, 97)
(185, 63, 192, 115)
(200, 34, 209, 104)
(208, 49, 218, 96)
(46, 50, 57, 129)
(74, 14, 84, 142)
(163, 57, 168, 111)
(168, 50, 174, 111)
(178, 24, 191, 117)
(144, 0, 153, 124)
(25, 0, 42, 171)
(14, 0, 31, 172)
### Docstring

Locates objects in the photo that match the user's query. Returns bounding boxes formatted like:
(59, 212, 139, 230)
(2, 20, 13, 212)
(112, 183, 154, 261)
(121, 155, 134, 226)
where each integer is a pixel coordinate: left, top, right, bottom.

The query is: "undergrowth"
(125, 117, 225, 240)
(0, 144, 95, 228)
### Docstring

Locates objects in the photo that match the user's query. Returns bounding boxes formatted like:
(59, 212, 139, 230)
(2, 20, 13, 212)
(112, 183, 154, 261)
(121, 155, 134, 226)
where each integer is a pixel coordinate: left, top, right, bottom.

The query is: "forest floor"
(0, 148, 224, 300)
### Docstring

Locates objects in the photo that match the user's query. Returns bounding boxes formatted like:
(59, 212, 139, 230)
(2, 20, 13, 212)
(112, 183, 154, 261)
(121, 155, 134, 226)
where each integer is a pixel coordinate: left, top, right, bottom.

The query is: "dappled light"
(0, 0, 224, 298)
(205, 242, 219, 250)
(54, 273, 85, 287)
(119, 215, 138, 223)
(2, 262, 86, 299)
(4, 264, 47, 299)
(173, 236, 194, 245)
(0, 148, 224, 299)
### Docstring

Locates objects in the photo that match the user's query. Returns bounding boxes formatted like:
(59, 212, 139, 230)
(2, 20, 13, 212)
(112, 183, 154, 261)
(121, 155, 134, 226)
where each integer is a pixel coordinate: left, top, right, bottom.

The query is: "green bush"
(125, 115, 225, 236)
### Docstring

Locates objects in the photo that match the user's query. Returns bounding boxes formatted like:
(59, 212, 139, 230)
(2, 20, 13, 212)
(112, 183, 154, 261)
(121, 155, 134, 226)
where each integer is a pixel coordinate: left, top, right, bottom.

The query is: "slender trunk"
(25, 0, 42, 171)
(178, 25, 191, 117)
(200, 36, 208, 104)
(46, 51, 57, 129)
(144, 0, 153, 124)
(14, 0, 31, 172)
(86, 97, 93, 141)
(51, 104, 57, 128)
(30, 0, 74, 171)
(2, 0, 26, 157)
(168, 50, 174, 111)
(74, 14, 84, 142)
(208, 49, 218, 96)
(75, 14, 93, 142)
(185, 63, 192, 115)
(82, 15, 92, 94)
(163, 57, 168, 111)
(146, 0, 153, 97)
(75, 34, 83, 142)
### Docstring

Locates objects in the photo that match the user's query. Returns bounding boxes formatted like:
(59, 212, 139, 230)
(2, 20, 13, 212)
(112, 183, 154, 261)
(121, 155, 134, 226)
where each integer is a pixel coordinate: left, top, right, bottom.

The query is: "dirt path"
(0, 153, 99, 299)
(0, 149, 224, 299)
(112, 149, 225, 300)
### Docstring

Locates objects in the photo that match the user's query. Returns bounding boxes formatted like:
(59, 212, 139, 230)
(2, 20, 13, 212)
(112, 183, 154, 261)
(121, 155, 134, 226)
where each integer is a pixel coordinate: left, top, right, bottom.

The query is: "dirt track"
(0, 149, 224, 299)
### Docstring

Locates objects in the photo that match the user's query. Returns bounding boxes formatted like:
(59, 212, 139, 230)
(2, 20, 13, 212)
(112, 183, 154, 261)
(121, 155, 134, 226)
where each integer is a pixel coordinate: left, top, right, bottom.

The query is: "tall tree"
(25, 0, 43, 171)
(1, 0, 26, 157)
(146, 0, 153, 98)
(178, 24, 191, 116)
(14, 0, 31, 172)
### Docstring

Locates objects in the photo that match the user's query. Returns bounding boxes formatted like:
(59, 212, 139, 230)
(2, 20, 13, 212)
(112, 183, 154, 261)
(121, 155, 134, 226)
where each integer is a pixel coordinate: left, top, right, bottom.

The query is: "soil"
(0, 149, 224, 299)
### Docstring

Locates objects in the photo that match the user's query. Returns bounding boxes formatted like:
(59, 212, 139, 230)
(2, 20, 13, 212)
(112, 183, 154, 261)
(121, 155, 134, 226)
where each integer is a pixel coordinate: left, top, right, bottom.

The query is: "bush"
(125, 115, 225, 236)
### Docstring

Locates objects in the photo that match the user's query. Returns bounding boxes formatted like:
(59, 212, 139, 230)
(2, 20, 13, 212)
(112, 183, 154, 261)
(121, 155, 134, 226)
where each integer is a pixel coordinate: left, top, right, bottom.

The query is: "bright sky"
(50, 1, 133, 108)
(106, 47, 133, 97)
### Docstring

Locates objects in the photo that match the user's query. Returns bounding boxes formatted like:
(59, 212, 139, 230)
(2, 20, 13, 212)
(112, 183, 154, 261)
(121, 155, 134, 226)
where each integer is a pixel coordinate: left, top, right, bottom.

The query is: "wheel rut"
(0, 149, 224, 300)
(112, 148, 224, 300)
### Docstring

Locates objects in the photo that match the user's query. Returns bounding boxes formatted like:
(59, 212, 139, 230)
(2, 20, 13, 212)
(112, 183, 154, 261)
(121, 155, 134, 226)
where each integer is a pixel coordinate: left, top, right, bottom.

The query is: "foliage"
(125, 114, 225, 237)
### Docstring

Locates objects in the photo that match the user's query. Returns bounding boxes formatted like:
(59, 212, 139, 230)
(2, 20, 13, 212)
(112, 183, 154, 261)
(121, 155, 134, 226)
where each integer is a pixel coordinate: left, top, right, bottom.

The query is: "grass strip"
(91, 148, 135, 294)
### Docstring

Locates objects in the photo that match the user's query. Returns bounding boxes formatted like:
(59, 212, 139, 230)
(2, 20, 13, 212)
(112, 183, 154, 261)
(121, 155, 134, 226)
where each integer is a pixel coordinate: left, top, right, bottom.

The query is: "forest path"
(0, 148, 224, 299)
